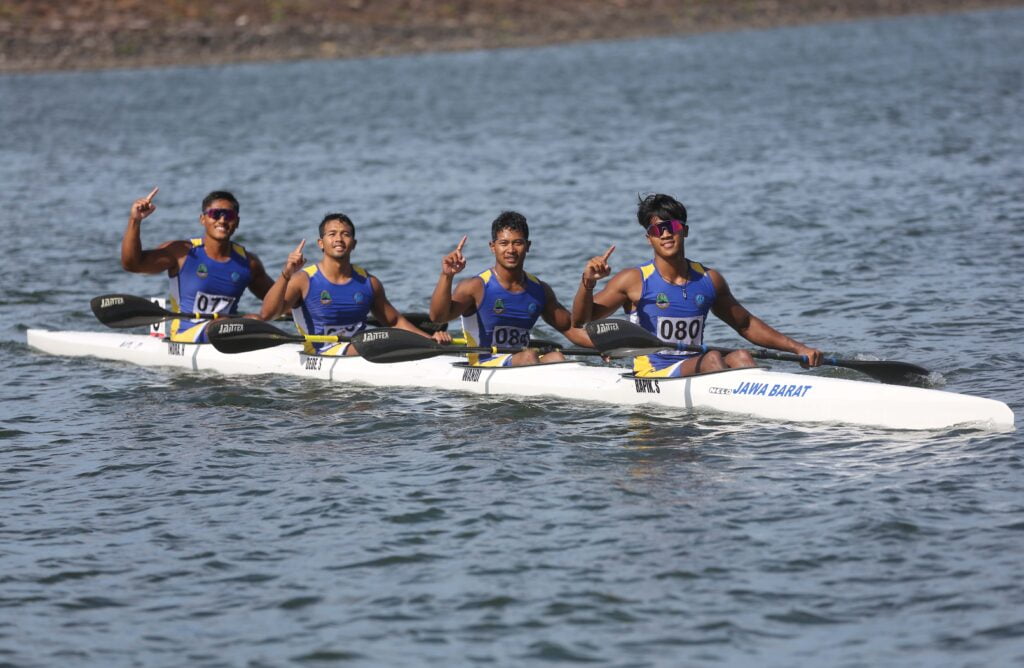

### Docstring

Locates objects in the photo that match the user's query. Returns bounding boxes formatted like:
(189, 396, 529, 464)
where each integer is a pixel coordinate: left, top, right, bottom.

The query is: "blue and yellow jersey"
(632, 260, 717, 377)
(292, 264, 374, 355)
(461, 269, 546, 366)
(169, 238, 252, 343)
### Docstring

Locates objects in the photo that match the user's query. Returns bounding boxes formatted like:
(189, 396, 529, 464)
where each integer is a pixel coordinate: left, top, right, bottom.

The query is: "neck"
(320, 255, 353, 281)
(203, 235, 233, 259)
(492, 263, 526, 287)
(653, 253, 690, 283)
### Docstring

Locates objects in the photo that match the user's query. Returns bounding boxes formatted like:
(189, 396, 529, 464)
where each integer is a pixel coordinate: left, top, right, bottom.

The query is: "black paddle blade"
(207, 318, 304, 354)
(351, 328, 446, 363)
(366, 312, 448, 333)
(585, 319, 662, 353)
(91, 294, 175, 328)
(832, 358, 930, 385)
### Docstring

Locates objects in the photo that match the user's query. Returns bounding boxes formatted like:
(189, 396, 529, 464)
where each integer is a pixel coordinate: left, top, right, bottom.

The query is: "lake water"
(2, 8, 1022, 666)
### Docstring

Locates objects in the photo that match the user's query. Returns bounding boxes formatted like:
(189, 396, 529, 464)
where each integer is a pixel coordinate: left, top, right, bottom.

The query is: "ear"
(317, 237, 325, 251)
(525, 240, 532, 251)
(350, 238, 357, 251)
(681, 223, 689, 238)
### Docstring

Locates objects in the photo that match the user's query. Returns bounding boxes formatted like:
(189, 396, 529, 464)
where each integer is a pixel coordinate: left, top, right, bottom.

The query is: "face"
(645, 216, 687, 258)
(489, 228, 530, 270)
(318, 219, 356, 260)
(200, 199, 240, 241)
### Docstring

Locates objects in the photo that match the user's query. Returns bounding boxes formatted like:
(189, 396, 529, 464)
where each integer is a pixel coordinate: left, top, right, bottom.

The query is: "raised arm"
(573, 246, 635, 326)
(429, 235, 476, 322)
(709, 269, 823, 366)
(120, 187, 189, 274)
(259, 240, 307, 320)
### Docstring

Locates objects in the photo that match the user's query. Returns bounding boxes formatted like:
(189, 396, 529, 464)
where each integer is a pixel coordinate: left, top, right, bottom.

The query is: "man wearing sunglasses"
(120, 187, 274, 343)
(260, 213, 450, 356)
(430, 211, 591, 367)
(572, 193, 822, 378)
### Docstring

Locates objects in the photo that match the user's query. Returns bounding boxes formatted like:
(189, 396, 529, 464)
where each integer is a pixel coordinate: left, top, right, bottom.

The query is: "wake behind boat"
(25, 329, 1014, 432)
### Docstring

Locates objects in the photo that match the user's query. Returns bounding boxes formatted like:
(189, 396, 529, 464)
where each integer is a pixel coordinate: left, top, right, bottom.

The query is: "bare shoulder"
(609, 266, 643, 291)
(247, 250, 267, 271)
(455, 274, 484, 295)
(156, 239, 192, 256)
(705, 267, 729, 293)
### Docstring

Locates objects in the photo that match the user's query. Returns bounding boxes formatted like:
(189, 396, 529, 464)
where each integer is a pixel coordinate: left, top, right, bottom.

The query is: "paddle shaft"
(585, 318, 928, 384)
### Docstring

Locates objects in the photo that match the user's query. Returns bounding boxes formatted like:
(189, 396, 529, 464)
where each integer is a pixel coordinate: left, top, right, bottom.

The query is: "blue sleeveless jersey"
(293, 264, 374, 355)
(461, 269, 546, 365)
(632, 260, 716, 376)
(169, 238, 252, 343)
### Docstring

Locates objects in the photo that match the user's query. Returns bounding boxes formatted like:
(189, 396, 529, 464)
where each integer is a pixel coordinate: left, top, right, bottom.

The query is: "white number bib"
(656, 316, 704, 348)
(492, 326, 530, 347)
(323, 323, 364, 338)
(193, 291, 236, 316)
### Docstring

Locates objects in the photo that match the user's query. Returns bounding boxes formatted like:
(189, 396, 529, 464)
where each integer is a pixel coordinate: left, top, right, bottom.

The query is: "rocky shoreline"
(2, 0, 1021, 74)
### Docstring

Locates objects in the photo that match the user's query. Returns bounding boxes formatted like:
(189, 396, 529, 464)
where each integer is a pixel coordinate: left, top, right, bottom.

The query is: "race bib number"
(323, 323, 364, 338)
(193, 291, 236, 315)
(656, 316, 704, 347)
(492, 326, 530, 347)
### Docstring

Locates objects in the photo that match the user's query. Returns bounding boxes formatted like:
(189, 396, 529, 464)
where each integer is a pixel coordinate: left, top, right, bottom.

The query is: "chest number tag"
(492, 326, 529, 347)
(194, 291, 236, 315)
(657, 316, 703, 346)
(323, 323, 363, 338)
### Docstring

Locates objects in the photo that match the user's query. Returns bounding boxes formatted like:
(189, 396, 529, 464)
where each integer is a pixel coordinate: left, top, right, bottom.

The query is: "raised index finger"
(295, 239, 306, 253)
(601, 245, 616, 262)
(454, 235, 467, 253)
(145, 186, 159, 202)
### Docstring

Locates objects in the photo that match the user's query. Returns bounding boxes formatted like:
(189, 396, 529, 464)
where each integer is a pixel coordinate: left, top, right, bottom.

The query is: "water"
(2, 8, 1023, 666)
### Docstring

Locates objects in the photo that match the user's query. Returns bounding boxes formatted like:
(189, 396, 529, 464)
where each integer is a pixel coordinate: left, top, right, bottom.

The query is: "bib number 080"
(658, 316, 703, 345)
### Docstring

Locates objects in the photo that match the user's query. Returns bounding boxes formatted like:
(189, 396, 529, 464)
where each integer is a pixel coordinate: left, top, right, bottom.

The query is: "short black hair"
(491, 211, 529, 241)
(202, 191, 239, 212)
(319, 212, 355, 238)
(636, 193, 687, 228)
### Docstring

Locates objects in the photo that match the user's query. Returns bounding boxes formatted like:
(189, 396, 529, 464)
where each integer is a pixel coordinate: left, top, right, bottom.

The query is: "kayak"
(25, 329, 1014, 431)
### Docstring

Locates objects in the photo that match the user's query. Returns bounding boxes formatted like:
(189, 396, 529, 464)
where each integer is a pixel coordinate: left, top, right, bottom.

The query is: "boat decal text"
(732, 381, 812, 398)
(303, 356, 322, 371)
(216, 322, 245, 334)
(167, 342, 185, 356)
(462, 367, 482, 383)
(633, 378, 661, 394)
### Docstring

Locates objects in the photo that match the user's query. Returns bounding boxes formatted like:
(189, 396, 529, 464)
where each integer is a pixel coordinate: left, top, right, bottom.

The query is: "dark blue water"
(2, 9, 1022, 666)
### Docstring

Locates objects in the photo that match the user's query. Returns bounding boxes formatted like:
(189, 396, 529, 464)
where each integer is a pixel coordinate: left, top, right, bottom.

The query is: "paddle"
(350, 328, 597, 364)
(206, 318, 464, 355)
(90, 293, 445, 331)
(207, 318, 350, 354)
(90, 294, 211, 328)
(584, 319, 929, 385)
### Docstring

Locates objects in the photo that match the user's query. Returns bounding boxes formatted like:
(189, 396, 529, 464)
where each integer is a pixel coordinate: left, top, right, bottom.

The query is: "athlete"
(120, 187, 274, 343)
(573, 193, 823, 377)
(430, 211, 592, 367)
(260, 213, 450, 356)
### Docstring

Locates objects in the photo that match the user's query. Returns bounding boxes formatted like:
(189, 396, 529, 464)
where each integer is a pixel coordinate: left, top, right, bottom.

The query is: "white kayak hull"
(26, 329, 1015, 431)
